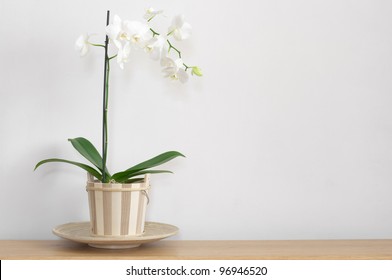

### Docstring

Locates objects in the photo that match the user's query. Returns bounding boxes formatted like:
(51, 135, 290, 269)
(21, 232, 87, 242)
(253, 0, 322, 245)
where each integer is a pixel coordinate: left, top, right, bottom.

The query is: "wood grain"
(1, 240, 392, 260)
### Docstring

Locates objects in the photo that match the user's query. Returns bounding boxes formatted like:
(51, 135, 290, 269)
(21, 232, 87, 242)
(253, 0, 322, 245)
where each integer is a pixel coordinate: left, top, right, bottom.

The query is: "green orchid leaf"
(126, 151, 184, 173)
(113, 170, 173, 183)
(124, 178, 145, 184)
(68, 137, 111, 178)
(111, 151, 184, 182)
(34, 158, 102, 181)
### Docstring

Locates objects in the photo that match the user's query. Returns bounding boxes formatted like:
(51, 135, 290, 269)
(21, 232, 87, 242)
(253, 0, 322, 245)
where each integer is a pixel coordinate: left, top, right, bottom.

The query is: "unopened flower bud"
(191, 66, 203, 77)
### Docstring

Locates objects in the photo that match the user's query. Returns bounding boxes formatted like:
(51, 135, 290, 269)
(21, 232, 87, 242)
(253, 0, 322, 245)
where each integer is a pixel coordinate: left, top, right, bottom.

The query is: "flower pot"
(86, 174, 150, 237)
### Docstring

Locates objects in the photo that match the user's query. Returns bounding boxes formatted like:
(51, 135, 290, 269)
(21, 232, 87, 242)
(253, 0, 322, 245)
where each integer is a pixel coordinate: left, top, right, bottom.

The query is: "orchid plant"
(35, 9, 201, 183)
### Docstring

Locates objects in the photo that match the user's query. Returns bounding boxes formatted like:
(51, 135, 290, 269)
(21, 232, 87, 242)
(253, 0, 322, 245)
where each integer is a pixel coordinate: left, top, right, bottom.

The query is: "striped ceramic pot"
(86, 174, 150, 237)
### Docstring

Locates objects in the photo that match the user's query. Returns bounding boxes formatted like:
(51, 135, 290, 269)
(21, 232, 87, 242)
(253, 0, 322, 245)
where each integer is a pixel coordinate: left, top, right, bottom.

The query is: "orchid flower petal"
(174, 58, 184, 69)
(145, 36, 165, 60)
(177, 68, 189, 83)
(160, 56, 176, 67)
(144, 7, 163, 20)
(168, 14, 192, 41)
(161, 57, 188, 82)
(122, 20, 152, 49)
(75, 34, 90, 56)
(172, 15, 185, 28)
(117, 42, 131, 69)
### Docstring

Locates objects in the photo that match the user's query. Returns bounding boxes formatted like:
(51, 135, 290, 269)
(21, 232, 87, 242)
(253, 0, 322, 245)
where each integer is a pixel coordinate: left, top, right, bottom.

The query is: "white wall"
(1, 0, 392, 240)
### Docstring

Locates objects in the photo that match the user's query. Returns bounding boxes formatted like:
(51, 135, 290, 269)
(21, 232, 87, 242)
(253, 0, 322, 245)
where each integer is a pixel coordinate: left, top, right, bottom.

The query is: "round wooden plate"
(53, 221, 179, 249)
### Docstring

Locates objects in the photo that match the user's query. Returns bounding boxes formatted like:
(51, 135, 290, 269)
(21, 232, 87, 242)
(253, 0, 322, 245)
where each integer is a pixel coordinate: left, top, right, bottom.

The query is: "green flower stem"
(150, 28, 184, 61)
(150, 28, 160, 37)
(103, 58, 110, 181)
(167, 39, 182, 59)
(102, 10, 110, 183)
(89, 43, 105, 48)
(149, 28, 194, 70)
(183, 63, 190, 71)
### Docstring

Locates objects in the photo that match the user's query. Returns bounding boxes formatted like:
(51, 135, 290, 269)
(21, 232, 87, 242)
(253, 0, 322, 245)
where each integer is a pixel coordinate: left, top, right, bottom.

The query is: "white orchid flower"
(144, 7, 163, 21)
(161, 57, 188, 83)
(106, 15, 128, 50)
(106, 15, 151, 49)
(75, 34, 90, 56)
(125, 21, 152, 48)
(106, 15, 152, 68)
(145, 35, 166, 60)
(168, 14, 192, 41)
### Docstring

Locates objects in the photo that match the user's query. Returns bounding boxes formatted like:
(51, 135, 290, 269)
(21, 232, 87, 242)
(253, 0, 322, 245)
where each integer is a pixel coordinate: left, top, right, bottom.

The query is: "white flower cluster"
(75, 8, 202, 83)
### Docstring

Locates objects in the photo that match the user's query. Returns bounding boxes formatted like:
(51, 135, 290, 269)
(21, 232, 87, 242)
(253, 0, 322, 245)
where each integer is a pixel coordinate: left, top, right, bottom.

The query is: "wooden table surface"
(1, 240, 392, 260)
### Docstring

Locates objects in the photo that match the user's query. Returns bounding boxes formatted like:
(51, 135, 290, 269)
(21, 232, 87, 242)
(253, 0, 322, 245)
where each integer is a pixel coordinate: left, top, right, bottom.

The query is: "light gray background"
(1, 0, 392, 240)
